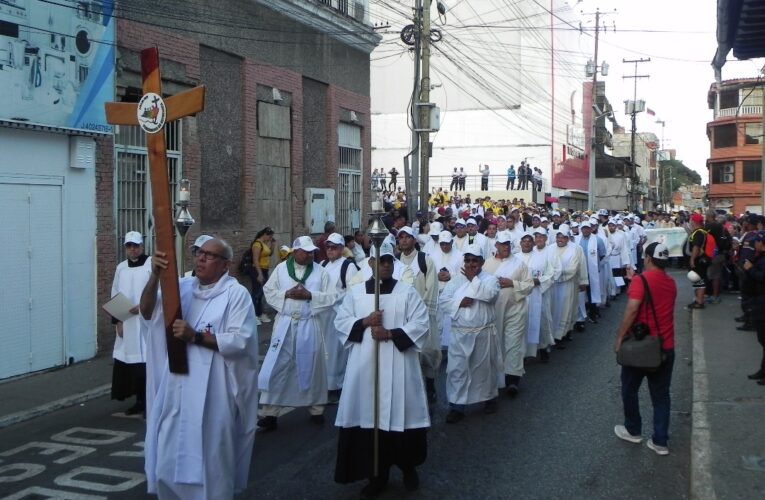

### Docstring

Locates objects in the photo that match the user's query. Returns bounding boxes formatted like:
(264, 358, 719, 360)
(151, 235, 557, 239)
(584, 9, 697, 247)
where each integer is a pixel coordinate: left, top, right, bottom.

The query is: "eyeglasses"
(464, 257, 482, 263)
(193, 248, 227, 261)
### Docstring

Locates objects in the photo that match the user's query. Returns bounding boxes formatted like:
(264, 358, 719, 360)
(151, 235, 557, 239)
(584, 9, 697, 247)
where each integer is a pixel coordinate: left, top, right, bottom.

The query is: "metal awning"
(713, 0, 765, 79)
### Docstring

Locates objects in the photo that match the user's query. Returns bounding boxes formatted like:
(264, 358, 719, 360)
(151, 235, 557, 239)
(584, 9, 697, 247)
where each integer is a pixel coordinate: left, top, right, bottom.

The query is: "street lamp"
(175, 178, 194, 275)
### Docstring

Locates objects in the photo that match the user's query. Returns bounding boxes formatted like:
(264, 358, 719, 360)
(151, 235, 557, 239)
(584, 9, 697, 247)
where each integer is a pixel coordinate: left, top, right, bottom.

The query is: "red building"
(706, 78, 764, 214)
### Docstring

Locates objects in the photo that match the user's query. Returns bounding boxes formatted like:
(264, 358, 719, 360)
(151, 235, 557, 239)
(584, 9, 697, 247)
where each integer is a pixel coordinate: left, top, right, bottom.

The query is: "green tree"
(658, 159, 701, 207)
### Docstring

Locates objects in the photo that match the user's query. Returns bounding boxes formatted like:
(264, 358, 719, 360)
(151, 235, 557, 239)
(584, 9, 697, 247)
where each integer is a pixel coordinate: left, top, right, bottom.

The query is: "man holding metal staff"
(333, 246, 431, 498)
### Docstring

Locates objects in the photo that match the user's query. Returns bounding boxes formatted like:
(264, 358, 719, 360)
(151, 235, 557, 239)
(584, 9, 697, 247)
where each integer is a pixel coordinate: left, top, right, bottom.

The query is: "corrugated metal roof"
(714, 0, 765, 78)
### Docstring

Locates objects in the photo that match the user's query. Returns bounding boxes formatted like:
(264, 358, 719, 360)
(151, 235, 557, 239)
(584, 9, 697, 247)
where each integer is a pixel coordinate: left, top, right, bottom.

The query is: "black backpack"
(716, 229, 732, 253)
(321, 258, 360, 289)
(238, 241, 256, 274)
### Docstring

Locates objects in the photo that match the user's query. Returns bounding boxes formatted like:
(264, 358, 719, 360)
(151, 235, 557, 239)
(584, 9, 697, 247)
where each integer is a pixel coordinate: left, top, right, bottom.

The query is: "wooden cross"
(105, 47, 205, 374)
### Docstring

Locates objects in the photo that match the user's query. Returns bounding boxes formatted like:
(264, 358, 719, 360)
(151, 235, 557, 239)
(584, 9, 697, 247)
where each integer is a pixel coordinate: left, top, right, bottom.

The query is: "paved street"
(0, 279, 693, 499)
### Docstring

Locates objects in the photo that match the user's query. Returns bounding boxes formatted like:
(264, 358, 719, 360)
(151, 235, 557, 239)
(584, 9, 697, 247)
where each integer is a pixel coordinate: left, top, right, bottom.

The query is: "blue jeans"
(620, 349, 675, 446)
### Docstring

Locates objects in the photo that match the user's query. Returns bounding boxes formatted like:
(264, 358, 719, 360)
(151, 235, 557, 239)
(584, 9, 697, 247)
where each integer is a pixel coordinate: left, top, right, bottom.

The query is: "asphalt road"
(0, 292, 692, 500)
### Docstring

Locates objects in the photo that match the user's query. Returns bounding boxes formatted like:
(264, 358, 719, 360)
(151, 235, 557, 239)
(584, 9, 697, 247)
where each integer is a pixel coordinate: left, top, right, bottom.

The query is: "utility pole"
(582, 8, 612, 212)
(623, 57, 650, 211)
(404, 1, 423, 212)
(655, 119, 666, 207)
(418, 0, 432, 215)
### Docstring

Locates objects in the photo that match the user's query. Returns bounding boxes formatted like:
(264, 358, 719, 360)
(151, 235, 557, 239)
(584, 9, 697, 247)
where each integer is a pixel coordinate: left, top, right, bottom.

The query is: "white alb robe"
(430, 248, 463, 347)
(334, 281, 430, 431)
(440, 271, 502, 405)
(551, 243, 581, 340)
(259, 261, 336, 407)
(484, 256, 533, 377)
(143, 274, 259, 500)
(111, 257, 153, 364)
(399, 250, 441, 378)
(320, 258, 358, 390)
(519, 247, 558, 356)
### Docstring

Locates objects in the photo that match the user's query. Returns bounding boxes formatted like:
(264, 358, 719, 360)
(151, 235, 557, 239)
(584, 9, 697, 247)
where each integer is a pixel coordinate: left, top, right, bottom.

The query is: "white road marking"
(54, 466, 145, 493)
(691, 312, 717, 500)
(51, 427, 134, 446)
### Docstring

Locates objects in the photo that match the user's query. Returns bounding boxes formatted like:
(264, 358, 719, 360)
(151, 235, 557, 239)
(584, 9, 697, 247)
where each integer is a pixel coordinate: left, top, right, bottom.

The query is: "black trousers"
(450, 178, 459, 191)
(506, 178, 515, 190)
(755, 322, 765, 371)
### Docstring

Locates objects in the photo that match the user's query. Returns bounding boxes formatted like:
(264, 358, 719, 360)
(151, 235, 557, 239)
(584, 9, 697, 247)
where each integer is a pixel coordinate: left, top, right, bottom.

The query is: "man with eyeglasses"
(257, 236, 338, 431)
(439, 244, 501, 423)
(140, 238, 259, 499)
(109, 231, 152, 416)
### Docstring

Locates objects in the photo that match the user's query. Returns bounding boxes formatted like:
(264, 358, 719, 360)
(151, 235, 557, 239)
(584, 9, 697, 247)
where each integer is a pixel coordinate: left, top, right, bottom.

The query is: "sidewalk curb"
(690, 311, 717, 500)
(0, 384, 111, 430)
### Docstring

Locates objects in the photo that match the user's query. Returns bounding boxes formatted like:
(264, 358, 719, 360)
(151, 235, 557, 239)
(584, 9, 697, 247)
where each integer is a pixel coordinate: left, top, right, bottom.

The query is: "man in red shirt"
(613, 242, 677, 456)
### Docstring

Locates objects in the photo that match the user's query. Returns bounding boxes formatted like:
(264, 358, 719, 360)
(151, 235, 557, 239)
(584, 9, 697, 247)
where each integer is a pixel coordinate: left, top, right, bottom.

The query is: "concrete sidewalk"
(685, 276, 765, 499)
(0, 319, 274, 430)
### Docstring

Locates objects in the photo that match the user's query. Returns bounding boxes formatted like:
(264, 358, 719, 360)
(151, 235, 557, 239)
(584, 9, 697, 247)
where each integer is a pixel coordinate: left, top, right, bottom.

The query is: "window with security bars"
(114, 121, 182, 261)
(743, 160, 762, 183)
(338, 122, 362, 235)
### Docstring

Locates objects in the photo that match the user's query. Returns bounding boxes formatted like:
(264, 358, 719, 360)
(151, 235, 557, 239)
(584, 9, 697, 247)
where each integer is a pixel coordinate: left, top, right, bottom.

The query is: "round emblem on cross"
(136, 92, 167, 134)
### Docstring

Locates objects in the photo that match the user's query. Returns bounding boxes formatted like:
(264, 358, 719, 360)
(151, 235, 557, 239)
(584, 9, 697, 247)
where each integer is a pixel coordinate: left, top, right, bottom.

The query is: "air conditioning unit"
(353, 2, 365, 22)
(723, 164, 734, 174)
(723, 173, 734, 183)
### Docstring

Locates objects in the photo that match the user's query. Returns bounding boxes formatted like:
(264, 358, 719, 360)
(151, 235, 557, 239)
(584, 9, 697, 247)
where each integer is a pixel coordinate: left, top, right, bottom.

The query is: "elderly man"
(519, 231, 559, 362)
(110, 231, 153, 416)
(453, 218, 470, 251)
(257, 236, 337, 430)
(320, 233, 360, 402)
(466, 218, 487, 249)
(440, 244, 502, 423)
(608, 218, 633, 296)
(140, 238, 259, 499)
(578, 222, 606, 323)
(483, 233, 533, 397)
(430, 230, 464, 348)
(333, 248, 431, 496)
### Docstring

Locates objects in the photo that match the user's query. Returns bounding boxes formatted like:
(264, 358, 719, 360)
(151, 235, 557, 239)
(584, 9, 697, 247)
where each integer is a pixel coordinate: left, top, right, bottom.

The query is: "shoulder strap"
(339, 258, 359, 289)
(321, 259, 328, 267)
(418, 251, 427, 274)
(638, 274, 661, 337)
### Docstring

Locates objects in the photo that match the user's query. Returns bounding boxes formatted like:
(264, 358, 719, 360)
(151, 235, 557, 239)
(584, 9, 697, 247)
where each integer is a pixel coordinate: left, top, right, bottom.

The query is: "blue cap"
(755, 230, 765, 243)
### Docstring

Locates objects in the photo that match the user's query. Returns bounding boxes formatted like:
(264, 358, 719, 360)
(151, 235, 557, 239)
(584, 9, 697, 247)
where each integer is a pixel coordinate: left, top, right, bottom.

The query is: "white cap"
(532, 214, 541, 220)
(570, 221, 580, 228)
(464, 243, 484, 258)
(540, 217, 549, 223)
(372, 245, 395, 259)
(589, 218, 599, 226)
(608, 218, 617, 225)
(428, 222, 443, 235)
(598, 209, 609, 216)
(191, 234, 213, 249)
(279, 245, 291, 253)
(556, 227, 570, 237)
(124, 231, 143, 245)
(455, 218, 467, 226)
(532, 228, 547, 236)
(327, 232, 345, 246)
(397, 226, 415, 238)
(466, 218, 478, 226)
(496, 232, 512, 244)
(645, 242, 670, 261)
(292, 235, 318, 252)
(438, 230, 454, 244)
(551, 211, 561, 217)
(520, 232, 534, 240)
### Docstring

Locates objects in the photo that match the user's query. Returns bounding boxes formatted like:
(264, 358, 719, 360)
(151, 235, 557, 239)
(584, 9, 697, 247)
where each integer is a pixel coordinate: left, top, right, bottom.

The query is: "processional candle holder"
(175, 178, 195, 275)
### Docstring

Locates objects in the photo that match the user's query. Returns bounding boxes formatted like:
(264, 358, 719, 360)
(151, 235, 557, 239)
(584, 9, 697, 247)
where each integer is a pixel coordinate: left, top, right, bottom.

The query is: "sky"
(576, 0, 764, 183)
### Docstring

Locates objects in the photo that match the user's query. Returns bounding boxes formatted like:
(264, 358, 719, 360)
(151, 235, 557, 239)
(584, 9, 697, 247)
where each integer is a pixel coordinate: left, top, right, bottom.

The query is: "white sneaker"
(614, 425, 642, 444)
(256, 317, 262, 326)
(646, 439, 669, 456)
(259, 315, 271, 323)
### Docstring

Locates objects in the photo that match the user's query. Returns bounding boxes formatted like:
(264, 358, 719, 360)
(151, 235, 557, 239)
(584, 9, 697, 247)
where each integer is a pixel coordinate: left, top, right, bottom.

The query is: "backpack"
(238, 240, 258, 274)
(691, 229, 717, 259)
(321, 258, 360, 289)
(716, 229, 732, 253)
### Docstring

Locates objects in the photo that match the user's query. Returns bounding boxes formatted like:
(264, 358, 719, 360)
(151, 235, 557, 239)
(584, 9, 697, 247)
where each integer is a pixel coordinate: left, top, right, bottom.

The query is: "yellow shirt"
(252, 240, 272, 270)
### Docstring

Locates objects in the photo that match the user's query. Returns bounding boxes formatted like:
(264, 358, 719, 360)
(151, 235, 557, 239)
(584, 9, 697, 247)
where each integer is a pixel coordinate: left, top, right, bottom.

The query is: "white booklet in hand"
(103, 293, 137, 322)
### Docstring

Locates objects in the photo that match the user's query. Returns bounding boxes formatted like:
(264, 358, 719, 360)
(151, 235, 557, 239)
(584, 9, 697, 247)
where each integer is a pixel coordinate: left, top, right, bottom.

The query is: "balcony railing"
(717, 105, 763, 118)
(317, 0, 369, 24)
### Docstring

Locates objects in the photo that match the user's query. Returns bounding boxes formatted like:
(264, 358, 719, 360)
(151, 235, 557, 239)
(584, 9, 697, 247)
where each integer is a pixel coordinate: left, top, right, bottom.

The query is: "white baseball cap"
(455, 218, 467, 227)
(496, 232, 512, 244)
(327, 233, 345, 246)
(466, 218, 478, 226)
(397, 226, 415, 238)
(124, 231, 143, 245)
(292, 236, 318, 252)
(191, 234, 213, 249)
(428, 222, 443, 235)
(438, 230, 454, 244)
(464, 243, 484, 258)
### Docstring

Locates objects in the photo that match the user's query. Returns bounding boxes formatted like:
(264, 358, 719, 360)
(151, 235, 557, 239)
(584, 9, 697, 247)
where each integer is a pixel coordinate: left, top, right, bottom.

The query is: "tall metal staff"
(367, 187, 389, 478)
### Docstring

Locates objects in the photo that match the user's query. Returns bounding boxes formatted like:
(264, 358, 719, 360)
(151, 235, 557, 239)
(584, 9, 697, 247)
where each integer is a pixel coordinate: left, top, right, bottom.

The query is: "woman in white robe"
(518, 234, 557, 358)
(551, 231, 583, 341)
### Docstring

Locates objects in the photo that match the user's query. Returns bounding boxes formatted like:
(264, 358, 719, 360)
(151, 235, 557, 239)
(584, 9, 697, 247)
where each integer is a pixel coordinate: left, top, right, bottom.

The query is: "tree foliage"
(658, 159, 701, 203)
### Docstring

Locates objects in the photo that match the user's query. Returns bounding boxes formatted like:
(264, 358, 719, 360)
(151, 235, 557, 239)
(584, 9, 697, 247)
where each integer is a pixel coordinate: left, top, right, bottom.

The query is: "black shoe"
(402, 467, 419, 491)
(564, 332, 574, 341)
(327, 389, 341, 404)
(309, 414, 325, 425)
(686, 301, 705, 310)
(445, 409, 465, 424)
(748, 370, 765, 380)
(553, 343, 566, 350)
(483, 399, 498, 414)
(539, 349, 550, 363)
(125, 403, 145, 416)
(737, 324, 756, 331)
(425, 377, 437, 405)
(506, 384, 519, 398)
(575, 321, 586, 331)
(758, 379, 765, 386)
(735, 315, 747, 323)
(360, 476, 388, 499)
(257, 416, 278, 431)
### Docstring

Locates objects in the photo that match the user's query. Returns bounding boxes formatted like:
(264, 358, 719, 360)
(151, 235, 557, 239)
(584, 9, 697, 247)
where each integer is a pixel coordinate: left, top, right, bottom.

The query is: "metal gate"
(114, 122, 182, 260)
(1, 178, 64, 379)
(337, 123, 362, 235)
